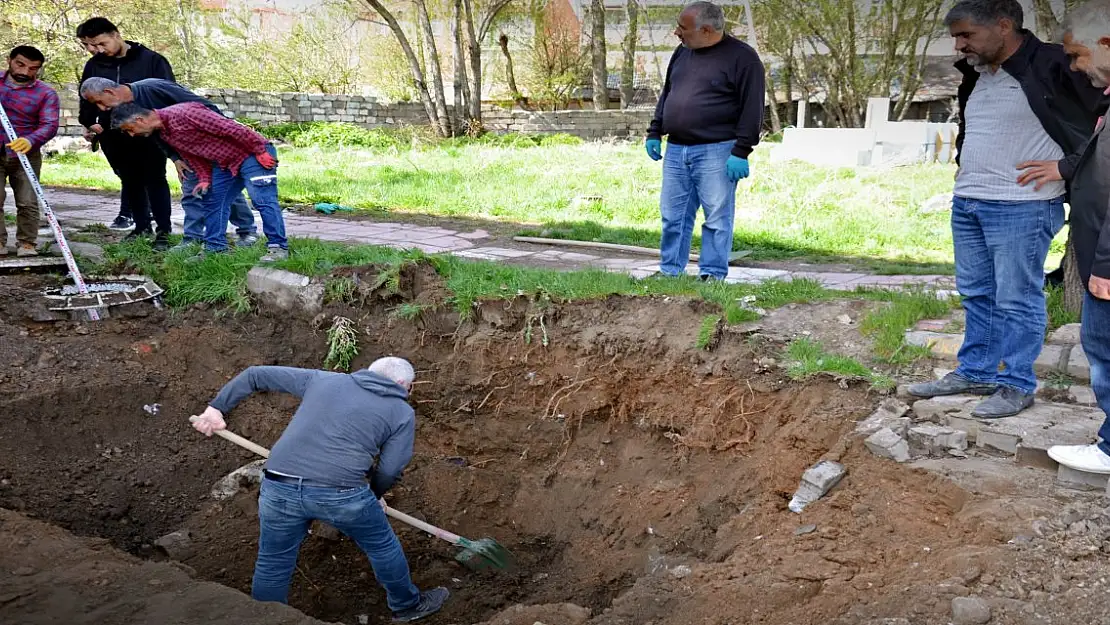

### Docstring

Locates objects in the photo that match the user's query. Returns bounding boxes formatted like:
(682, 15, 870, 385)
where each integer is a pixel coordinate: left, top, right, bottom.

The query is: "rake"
(189, 417, 514, 571)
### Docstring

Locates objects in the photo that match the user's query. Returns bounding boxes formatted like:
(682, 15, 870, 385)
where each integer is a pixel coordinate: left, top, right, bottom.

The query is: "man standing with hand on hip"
(908, 0, 1105, 418)
(190, 357, 449, 622)
(1045, 1, 1110, 474)
(645, 0, 764, 281)
(0, 46, 59, 257)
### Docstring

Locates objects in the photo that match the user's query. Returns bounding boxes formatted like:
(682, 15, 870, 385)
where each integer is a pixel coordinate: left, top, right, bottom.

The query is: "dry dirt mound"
(0, 508, 329, 625)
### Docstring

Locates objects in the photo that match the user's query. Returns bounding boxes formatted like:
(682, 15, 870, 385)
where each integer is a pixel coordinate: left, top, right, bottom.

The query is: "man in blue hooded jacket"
(190, 356, 448, 622)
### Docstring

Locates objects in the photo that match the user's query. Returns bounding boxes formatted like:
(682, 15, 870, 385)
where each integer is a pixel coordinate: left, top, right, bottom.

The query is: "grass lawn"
(43, 128, 970, 274)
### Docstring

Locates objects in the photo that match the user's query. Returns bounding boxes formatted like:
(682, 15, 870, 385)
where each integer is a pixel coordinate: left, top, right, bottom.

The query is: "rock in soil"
(154, 529, 195, 561)
(951, 597, 992, 624)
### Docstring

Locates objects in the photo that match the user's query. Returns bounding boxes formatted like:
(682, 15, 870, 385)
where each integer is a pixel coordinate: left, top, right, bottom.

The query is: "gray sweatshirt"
(209, 366, 415, 496)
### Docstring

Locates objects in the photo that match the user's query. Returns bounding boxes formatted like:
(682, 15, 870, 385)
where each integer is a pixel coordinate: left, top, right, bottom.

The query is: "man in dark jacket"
(190, 357, 449, 622)
(79, 77, 260, 250)
(644, 0, 764, 281)
(77, 17, 174, 250)
(908, 0, 1106, 418)
(1046, 0, 1110, 475)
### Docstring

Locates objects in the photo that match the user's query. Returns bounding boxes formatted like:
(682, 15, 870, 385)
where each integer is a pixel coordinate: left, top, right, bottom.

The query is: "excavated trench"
(0, 267, 1013, 625)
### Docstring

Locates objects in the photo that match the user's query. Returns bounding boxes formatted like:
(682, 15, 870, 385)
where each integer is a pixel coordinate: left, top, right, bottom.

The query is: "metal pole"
(0, 102, 100, 321)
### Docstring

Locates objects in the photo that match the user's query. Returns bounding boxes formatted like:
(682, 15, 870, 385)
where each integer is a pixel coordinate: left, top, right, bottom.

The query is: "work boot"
(237, 233, 260, 246)
(392, 587, 449, 623)
(259, 245, 288, 263)
(16, 243, 37, 257)
(906, 372, 997, 398)
(152, 233, 170, 252)
(108, 215, 133, 231)
(1048, 444, 1110, 474)
(971, 386, 1035, 419)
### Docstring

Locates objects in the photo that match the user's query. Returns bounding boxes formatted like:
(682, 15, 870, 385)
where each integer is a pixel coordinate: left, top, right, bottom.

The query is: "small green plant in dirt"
(324, 316, 360, 371)
(785, 338, 894, 390)
(858, 288, 959, 364)
(695, 315, 722, 350)
(391, 302, 429, 320)
(1043, 370, 1077, 390)
(324, 276, 358, 303)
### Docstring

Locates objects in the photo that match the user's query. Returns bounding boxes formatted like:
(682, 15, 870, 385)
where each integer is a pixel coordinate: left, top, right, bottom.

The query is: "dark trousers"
(99, 130, 171, 234)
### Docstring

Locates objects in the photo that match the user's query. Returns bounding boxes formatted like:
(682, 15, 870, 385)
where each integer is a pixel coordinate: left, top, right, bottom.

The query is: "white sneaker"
(1048, 444, 1110, 474)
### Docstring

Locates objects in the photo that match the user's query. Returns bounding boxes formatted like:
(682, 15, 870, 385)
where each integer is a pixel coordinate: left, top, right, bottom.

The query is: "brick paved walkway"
(14, 187, 956, 292)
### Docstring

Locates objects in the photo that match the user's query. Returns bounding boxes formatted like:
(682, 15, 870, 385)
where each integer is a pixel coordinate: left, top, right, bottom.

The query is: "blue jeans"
(203, 144, 287, 252)
(181, 169, 257, 242)
(1082, 292, 1110, 455)
(659, 140, 738, 278)
(253, 477, 422, 611)
(951, 196, 1065, 393)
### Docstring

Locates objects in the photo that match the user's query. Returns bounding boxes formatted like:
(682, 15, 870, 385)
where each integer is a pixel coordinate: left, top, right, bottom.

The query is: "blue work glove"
(645, 138, 662, 161)
(726, 156, 750, 182)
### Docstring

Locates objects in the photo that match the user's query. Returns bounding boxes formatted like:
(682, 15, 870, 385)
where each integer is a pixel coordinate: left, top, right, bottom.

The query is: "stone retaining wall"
(52, 85, 654, 141)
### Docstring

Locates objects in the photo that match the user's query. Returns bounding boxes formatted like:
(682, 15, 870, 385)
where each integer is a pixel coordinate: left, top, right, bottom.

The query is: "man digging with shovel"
(190, 357, 449, 622)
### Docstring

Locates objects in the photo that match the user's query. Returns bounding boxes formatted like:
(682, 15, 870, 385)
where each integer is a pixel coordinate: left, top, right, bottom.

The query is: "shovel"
(189, 417, 515, 571)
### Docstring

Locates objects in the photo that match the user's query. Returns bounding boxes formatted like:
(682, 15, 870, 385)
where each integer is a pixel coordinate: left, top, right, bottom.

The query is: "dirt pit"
(0, 267, 1107, 625)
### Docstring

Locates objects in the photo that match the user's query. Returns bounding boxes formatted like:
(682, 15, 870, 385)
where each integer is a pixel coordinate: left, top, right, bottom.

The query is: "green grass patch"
(95, 233, 851, 321)
(695, 315, 721, 350)
(41, 130, 988, 273)
(858, 288, 959, 364)
(1046, 284, 1080, 331)
(785, 338, 894, 390)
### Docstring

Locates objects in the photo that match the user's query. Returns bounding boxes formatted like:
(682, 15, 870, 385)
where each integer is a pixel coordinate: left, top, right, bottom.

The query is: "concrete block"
(1035, 344, 1069, 375)
(1068, 346, 1091, 381)
(787, 460, 846, 513)
(865, 427, 911, 463)
(246, 267, 323, 314)
(977, 428, 1022, 454)
(1069, 385, 1098, 407)
(1048, 323, 1082, 345)
(908, 424, 967, 455)
(913, 395, 979, 423)
(1057, 465, 1110, 491)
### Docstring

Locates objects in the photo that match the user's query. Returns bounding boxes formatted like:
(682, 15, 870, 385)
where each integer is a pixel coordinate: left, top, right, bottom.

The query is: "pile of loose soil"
(0, 266, 1103, 625)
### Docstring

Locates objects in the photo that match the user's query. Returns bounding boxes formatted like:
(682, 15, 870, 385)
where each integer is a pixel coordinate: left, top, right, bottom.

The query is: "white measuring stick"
(0, 102, 99, 321)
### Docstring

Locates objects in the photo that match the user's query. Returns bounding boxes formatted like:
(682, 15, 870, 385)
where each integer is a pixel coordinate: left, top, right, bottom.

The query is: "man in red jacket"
(0, 46, 59, 257)
(111, 101, 288, 263)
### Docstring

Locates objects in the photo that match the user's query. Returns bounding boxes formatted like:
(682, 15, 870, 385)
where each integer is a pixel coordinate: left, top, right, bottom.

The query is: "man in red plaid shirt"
(111, 101, 289, 263)
(0, 46, 59, 257)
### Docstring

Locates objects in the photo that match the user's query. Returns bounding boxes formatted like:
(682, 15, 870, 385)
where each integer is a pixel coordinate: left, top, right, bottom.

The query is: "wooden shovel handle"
(189, 416, 271, 458)
(189, 416, 464, 546)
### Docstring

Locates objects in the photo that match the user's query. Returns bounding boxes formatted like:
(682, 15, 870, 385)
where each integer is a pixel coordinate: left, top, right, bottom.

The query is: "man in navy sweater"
(646, 1, 764, 281)
(190, 356, 449, 622)
(79, 77, 259, 251)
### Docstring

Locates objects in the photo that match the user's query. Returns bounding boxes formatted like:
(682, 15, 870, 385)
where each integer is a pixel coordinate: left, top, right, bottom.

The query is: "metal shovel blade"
(455, 537, 515, 571)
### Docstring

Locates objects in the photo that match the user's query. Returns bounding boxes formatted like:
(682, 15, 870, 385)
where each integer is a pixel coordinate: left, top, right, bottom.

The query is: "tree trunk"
(590, 0, 609, 110)
(1064, 234, 1085, 316)
(359, 0, 441, 134)
(452, 0, 470, 132)
(619, 0, 638, 109)
(765, 77, 781, 134)
(499, 33, 523, 103)
(462, 0, 482, 122)
(1031, 0, 1061, 40)
(414, 0, 453, 136)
